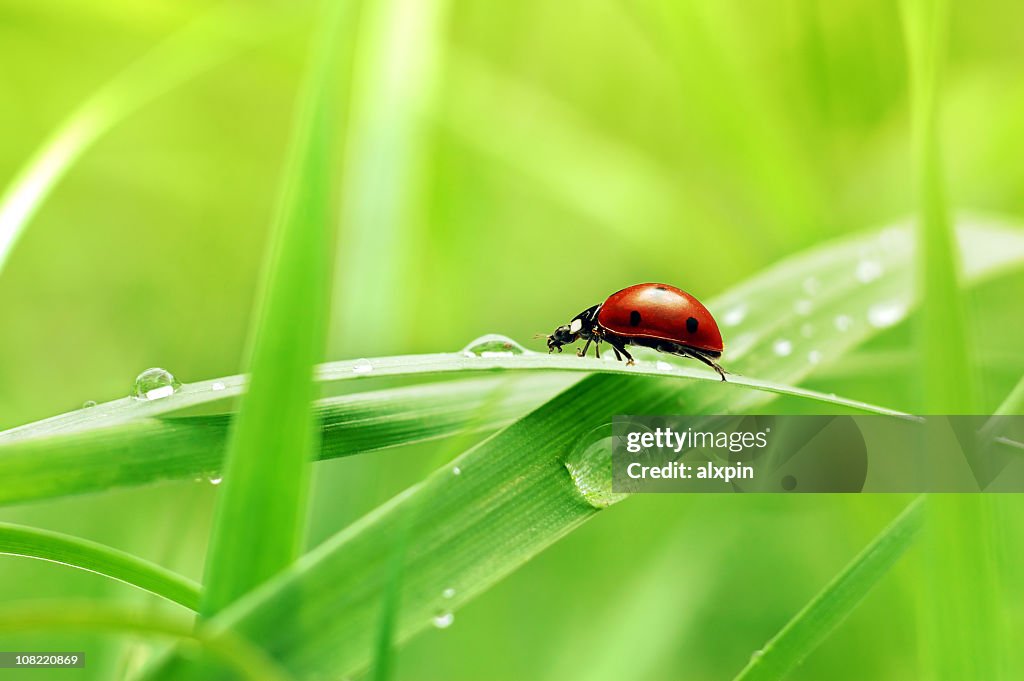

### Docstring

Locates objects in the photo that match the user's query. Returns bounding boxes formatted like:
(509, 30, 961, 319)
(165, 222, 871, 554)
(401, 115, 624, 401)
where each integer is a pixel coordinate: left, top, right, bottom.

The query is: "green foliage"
(199, 0, 354, 618)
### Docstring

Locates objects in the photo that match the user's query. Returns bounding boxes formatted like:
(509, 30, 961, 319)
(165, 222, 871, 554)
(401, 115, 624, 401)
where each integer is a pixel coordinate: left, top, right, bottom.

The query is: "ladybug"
(545, 283, 727, 381)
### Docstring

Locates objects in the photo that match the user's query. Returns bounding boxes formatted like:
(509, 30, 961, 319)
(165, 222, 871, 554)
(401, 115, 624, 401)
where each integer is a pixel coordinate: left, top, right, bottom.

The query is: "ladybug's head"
(546, 324, 577, 353)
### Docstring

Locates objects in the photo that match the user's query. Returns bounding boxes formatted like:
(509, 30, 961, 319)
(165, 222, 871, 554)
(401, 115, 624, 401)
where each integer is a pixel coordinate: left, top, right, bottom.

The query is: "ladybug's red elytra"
(545, 283, 727, 381)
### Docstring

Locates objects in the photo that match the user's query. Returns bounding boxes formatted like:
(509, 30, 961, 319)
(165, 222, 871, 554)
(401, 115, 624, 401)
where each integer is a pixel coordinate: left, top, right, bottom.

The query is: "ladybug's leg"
(577, 337, 593, 358)
(594, 341, 601, 359)
(612, 347, 622, 361)
(687, 349, 728, 381)
(606, 338, 634, 365)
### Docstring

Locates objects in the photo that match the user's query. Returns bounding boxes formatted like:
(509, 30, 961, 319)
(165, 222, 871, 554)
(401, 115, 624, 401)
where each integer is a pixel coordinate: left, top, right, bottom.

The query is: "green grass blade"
(199, 0, 353, 618)
(0, 523, 199, 610)
(731, 497, 924, 681)
(901, 0, 972, 412)
(993, 374, 1024, 415)
(0, 375, 572, 507)
(140, 216, 1024, 680)
(0, 603, 290, 681)
(0, 5, 282, 277)
(330, 0, 450, 356)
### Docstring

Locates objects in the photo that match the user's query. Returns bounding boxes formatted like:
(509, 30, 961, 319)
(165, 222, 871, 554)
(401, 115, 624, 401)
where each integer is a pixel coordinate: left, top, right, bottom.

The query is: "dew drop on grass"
(802, 276, 821, 296)
(442, 587, 456, 599)
(452, 466, 461, 476)
(834, 314, 853, 332)
(209, 476, 222, 486)
(432, 612, 454, 629)
(722, 305, 747, 326)
(855, 259, 884, 283)
(655, 360, 673, 371)
(351, 358, 373, 374)
(460, 334, 528, 358)
(211, 381, 226, 392)
(808, 350, 822, 365)
(794, 299, 812, 316)
(564, 424, 632, 509)
(131, 368, 181, 401)
(867, 301, 907, 328)
(82, 400, 97, 408)
(772, 339, 793, 357)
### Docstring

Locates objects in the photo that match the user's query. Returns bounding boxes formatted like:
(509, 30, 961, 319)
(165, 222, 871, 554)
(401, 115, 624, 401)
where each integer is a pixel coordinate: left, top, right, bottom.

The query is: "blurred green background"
(1, 0, 1022, 679)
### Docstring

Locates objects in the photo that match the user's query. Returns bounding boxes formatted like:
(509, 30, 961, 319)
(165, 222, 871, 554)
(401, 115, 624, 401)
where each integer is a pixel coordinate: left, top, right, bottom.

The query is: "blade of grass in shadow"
(0, 375, 575, 507)
(731, 497, 924, 681)
(0, 4, 290, 277)
(0, 523, 199, 610)
(199, 0, 353, 618)
(901, 0, 972, 413)
(0, 603, 290, 681)
(141, 218, 1024, 680)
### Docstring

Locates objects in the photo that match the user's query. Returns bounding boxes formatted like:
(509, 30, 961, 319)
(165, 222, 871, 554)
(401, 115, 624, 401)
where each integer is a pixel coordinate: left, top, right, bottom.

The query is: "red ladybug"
(546, 283, 727, 380)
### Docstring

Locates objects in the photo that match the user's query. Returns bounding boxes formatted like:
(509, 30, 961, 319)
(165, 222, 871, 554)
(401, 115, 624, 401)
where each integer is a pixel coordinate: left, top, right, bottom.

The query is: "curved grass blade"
(142, 219, 1024, 680)
(0, 5, 286, 277)
(731, 497, 925, 681)
(0, 375, 574, 506)
(200, 0, 354, 618)
(0, 523, 199, 610)
(0, 603, 290, 681)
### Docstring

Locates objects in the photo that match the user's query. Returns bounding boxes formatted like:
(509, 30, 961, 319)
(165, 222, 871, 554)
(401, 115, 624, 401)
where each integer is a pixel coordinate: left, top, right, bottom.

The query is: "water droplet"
(808, 350, 822, 365)
(802, 277, 821, 296)
(452, 466, 461, 476)
(833, 314, 853, 332)
(750, 649, 764, 662)
(82, 400, 97, 408)
(855, 259, 884, 283)
(794, 299, 812, 316)
(564, 424, 633, 509)
(211, 381, 226, 392)
(722, 305, 747, 327)
(772, 339, 793, 357)
(351, 358, 374, 374)
(655, 360, 673, 371)
(442, 587, 456, 599)
(131, 368, 181, 401)
(867, 301, 907, 328)
(459, 334, 528, 358)
(432, 612, 454, 629)
(209, 476, 222, 486)
(799, 323, 814, 339)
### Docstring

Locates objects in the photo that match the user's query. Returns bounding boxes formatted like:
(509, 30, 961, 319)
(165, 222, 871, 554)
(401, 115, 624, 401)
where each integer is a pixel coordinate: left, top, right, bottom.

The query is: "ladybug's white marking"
(569, 319, 583, 334)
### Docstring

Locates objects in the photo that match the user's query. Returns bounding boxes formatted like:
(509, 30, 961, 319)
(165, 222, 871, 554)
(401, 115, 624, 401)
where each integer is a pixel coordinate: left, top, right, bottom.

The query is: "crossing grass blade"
(731, 497, 924, 681)
(198, 0, 354, 619)
(0, 603, 290, 681)
(141, 218, 1024, 680)
(0, 523, 199, 609)
(0, 375, 575, 506)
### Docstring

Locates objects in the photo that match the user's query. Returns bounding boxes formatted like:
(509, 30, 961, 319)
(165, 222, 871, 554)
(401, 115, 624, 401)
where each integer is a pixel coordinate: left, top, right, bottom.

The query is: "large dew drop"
(351, 358, 374, 374)
(131, 368, 181, 401)
(460, 334, 529, 358)
(772, 339, 793, 357)
(564, 425, 630, 509)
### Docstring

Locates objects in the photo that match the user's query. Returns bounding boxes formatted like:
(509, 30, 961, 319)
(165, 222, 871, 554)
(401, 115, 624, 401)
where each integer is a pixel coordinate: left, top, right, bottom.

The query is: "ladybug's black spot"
(686, 316, 698, 333)
(629, 310, 642, 326)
